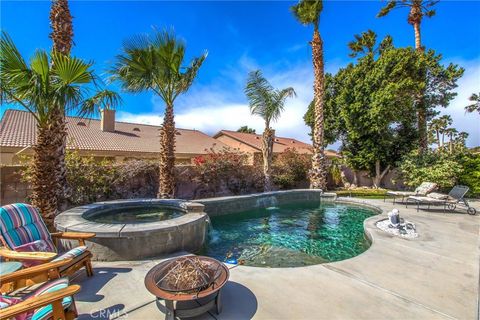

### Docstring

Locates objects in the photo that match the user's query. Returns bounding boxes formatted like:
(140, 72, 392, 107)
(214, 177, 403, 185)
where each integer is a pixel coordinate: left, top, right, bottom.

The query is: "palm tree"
(49, 0, 75, 209)
(377, 0, 438, 153)
(465, 92, 480, 114)
(0, 32, 120, 228)
(444, 127, 458, 154)
(110, 30, 206, 198)
(291, 0, 327, 190)
(428, 115, 451, 149)
(245, 70, 296, 191)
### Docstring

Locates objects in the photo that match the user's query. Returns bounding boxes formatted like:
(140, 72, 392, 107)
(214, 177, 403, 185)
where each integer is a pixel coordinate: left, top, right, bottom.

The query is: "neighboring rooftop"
(214, 129, 339, 158)
(0, 109, 227, 155)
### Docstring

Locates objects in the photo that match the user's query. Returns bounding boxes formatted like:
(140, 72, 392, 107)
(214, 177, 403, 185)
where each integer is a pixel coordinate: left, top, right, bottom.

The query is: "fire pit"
(145, 256, 229, 320)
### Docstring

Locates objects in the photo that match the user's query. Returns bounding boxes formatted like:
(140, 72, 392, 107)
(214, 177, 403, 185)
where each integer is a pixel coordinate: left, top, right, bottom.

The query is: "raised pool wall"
(55, 199, 209, 261)
(195, 189, 337, 217)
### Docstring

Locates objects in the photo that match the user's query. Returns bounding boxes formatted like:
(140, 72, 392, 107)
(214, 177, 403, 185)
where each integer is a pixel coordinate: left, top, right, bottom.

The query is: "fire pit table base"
(156, 290, 223, 320)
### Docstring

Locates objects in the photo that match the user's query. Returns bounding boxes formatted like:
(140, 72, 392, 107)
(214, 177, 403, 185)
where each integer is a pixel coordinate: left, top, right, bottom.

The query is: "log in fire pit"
(145, 256, 229, 320)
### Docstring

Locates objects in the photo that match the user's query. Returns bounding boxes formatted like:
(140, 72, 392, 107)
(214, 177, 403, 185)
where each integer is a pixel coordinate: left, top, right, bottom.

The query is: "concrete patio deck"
(72, 198, 480, 320)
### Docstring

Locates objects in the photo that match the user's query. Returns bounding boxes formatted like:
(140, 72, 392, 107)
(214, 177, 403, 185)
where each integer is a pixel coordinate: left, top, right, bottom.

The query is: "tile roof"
(0, 109, 227, 155)
(214, 130, 340, 158)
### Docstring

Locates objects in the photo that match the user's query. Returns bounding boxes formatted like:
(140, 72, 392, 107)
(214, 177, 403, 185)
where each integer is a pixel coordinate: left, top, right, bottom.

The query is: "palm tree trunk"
(50, 0, 73, 55)
(30, 123, 60, 230)
(50, 0, 74, 211)
(309, 29, 327, 190)
(413, 19, 428, 153)
(158, 104, 176, 198)
(262, 128, 275, 192)
(413, 22, 422, 51)
(50, 107, 69, 211)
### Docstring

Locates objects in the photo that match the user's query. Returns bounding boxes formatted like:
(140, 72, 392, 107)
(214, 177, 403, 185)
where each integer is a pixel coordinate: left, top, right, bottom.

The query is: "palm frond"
(245, 70, 295, 127)
(377, 0, 398, 17)
(78, 89, 122, 118)
(111, 29, 206, 107)
(291, 0, 323, 29)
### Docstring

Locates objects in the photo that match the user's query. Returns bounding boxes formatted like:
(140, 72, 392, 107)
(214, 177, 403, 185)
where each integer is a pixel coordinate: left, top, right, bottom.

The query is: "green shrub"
(192, 148, 263, 197)
(458, 154, 480, 197)
(272, 148, 311, 189)
(399, 151, 464, 191)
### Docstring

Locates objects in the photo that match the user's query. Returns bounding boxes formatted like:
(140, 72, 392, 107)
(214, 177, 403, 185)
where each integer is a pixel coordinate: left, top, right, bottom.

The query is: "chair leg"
(84, 259, 94, 277)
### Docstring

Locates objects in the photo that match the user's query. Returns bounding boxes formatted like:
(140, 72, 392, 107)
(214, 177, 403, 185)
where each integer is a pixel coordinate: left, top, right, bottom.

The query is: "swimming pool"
(201, 201, 377, 267)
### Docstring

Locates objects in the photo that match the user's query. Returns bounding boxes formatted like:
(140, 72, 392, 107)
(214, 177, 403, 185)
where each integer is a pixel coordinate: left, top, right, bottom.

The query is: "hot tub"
(55, 199, 209, 261)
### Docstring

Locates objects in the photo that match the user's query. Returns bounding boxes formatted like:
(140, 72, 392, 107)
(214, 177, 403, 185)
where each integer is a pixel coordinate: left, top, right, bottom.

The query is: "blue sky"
(2, 1, 479, 148)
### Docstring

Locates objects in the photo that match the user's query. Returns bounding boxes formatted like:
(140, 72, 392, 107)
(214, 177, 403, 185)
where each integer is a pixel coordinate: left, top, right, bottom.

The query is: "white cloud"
(439, 58, 480, 147)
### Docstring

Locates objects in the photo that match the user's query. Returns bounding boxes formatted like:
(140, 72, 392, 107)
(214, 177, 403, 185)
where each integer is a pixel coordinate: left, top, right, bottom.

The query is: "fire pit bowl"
(145, 256, 229, 320)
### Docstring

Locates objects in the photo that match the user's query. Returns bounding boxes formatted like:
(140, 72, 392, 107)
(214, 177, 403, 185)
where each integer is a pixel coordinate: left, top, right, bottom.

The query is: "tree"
(49, 0, 75, 210)
(291, 0, 328, 190)
(111, 30, 206, 198)
(245, 70, 296, 191)
(237, 126, 256, 134)
(0, 32, 120, 227)
(348, 29, 393, 58)
(465, 93, 480, 114)
(377, 0, 439, 153)
(428, 115, 452, 149)
(338, 46, 420, 187)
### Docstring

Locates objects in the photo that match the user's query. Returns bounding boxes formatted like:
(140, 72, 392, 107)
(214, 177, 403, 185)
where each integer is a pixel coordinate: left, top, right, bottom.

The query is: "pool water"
(201, 202, 377, 267)
(86, 206, 184, 224)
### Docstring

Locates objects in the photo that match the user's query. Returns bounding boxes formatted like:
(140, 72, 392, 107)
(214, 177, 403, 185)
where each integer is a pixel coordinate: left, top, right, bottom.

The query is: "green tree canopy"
(304, 32, 463, 187)
(237, 126, 256, 134)
(465, 92, 480, 114)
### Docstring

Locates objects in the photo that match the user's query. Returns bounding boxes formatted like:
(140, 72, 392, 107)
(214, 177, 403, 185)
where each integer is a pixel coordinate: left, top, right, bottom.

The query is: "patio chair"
(406, 185, 477, 215)
(0, 203, 95, 278)
(0, 260, 80, 320)
(384, 182, 437, 203)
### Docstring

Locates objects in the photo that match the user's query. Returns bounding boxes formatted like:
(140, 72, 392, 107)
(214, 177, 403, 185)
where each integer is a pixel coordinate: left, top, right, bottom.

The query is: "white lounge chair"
(384, 182, 437, 203)
(406, 185, 477, 215)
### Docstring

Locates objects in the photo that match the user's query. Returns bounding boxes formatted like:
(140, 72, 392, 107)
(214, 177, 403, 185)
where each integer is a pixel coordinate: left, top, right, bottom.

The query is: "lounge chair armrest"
(0, 285, 81, 319)
(50, 232, 95, 240)
(0, 247, 56, 262)
(0, 259, 72, 286)
(51, 232, 95, 246)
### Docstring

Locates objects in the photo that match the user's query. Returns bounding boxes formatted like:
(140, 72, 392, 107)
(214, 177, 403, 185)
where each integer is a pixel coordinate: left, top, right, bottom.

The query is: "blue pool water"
(201, 201, 377, 267)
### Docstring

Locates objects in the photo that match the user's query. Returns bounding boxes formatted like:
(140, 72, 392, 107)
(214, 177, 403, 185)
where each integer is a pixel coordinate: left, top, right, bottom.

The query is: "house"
(213, 129, 339, 163)
(0, 109, 228, 165)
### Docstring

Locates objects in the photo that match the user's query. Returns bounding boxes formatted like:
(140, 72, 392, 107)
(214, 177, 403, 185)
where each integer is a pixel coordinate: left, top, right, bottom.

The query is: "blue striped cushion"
(52, 246, 87, 262)
(0, 204, 54, 251)
(28, 278, 73, 320)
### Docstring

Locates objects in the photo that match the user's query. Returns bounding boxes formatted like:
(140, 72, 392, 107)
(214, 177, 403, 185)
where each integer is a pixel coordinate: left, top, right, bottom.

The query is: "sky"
(1, 0, 479, 148)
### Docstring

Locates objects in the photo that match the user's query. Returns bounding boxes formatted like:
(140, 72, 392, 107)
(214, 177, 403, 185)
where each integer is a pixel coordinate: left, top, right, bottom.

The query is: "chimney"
(101, 109, 115, 132)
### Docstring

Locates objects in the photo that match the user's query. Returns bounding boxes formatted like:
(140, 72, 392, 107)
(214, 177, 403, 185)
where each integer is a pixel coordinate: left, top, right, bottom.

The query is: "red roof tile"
(0, 109, 227, 155)
(213, 130, 339, 158)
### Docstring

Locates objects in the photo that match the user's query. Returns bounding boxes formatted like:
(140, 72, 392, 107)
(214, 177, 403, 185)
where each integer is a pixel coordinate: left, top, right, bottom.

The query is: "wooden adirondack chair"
(0, 259, 80, 320)
(0, 203, 95, 277)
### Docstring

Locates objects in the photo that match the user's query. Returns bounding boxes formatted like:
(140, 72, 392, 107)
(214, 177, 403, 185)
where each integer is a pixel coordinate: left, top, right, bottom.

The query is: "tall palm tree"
(49, 0, 75, 209)
(245, 70, 296, 191)
(111, 30, 206, 198)
(0, 32, 120, 228)
(377, 0, 438, 153)
(291, 0, 327, 190)
(465, 92, 480, 114)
